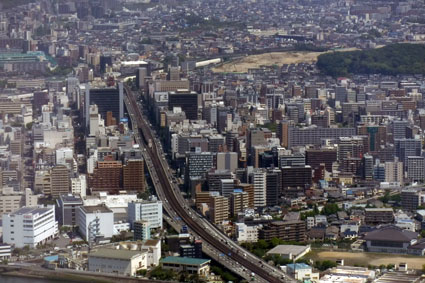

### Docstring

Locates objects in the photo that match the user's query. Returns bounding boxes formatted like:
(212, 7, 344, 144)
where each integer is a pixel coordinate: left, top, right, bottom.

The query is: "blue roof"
(44, 255, 59, 262)
(287, 263, 311, 270)
(161, 256, 210, 266)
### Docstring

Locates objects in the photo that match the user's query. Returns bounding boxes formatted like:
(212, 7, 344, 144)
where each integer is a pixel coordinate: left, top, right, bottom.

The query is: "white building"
(88, 248, 146, 276)
(235, 223, 259, 243)
(0, 244, 11, 260)
(128, 197, 163, 229)
(250, 169, 267, 208)
(76, 205, 114, 241)
(71, 175, 87, 198)
(83, 192, 137, 215)
(3, 206, 58, 248)
(56, 147, 73, 167)
(286, 263, 319, 282)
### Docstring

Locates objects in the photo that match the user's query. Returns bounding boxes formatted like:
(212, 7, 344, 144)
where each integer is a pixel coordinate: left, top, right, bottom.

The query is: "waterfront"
(0, 275, 63, 283)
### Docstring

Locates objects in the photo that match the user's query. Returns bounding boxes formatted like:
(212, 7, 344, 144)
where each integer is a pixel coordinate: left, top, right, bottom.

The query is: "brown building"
(305, 148, 337, 172)
(209, 195, 229, 224)
(230, 191, 250, 217)
(90, 161, 122, 192)
(364, 208, 394, 225)
(106, 111, 117, 126)
(50, 165, 70, 198)
(357, 125, 387, 153)
(259, 220, 306, 242)
(236, 183, 255, 208)
(281, 166, 312, 189)
(277, 121, 290, 148)
(123, 159, 145, 192)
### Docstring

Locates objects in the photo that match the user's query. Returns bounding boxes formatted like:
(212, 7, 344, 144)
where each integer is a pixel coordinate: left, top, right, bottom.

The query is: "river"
(0, 275, 63, 283)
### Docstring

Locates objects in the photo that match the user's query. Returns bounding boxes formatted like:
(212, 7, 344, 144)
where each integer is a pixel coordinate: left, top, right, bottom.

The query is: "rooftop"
(287, 263, 311, 270)
(364, 225, 418, 242)
(89, 248, 142, 260)
(10, 206, 51, 216)
(266, 244, 310, 256)
(161, 256, 210, 266)
(81, 205, 113, 214)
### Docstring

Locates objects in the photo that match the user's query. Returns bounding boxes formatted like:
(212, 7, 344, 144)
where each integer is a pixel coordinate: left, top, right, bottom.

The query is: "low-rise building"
(161, 256, 210, 276)
(364, 225, 418, 254)
(88, 248, 146, 276)
(286, 263, 319, 282)
(0, 244, 11, 260)
(266, 245, 311, 261)
(55, 194, 83, 227)
(235, 222, 259, 243)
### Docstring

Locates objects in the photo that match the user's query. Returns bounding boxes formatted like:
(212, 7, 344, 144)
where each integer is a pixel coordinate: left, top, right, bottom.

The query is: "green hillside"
(317, 44, 425, 76)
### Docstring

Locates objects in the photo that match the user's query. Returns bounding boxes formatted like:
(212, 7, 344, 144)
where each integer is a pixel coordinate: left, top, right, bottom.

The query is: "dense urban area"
(2, 0, 425, 282)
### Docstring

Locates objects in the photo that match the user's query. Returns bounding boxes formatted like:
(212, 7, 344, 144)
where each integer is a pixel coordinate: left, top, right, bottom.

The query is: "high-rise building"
(395, 139, 422, 171)
(168, 90, 198, 120)
(305, 148, 337, 172)
(85, 83, 124, 127)
(123, 159, 145, 192)
(266, 169, 282, 206)
(230, 190, 250, 217)
(401, 189, 423, 211)
(185, 152, 215, 183)
(363, 154, 374, 181)
(220, 179, 235, 198)
(407, 156, 425, 182)
(209, 195, 229, 224)
(281, 166, 312, 189)
(216, 152, 238, 172)
(250, 169, 267, 208)
(288, 126, 356, 147)
(89, 161, 122, 193)
(207, 170, 232, 192)
(50, 165, 70, 199)
(279, 153, 305, 168)
(384, 159, 404, 184)
(393, 120, 410, 140)
(77, 205, 114, 241)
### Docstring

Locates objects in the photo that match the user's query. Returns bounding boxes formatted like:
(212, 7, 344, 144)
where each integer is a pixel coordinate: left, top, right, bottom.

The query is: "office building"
(364, 208, 394, 225)
(77, 205, 114, 241)
(216, 152, 238, 172)
(168, 90, 198, 120)
(407, 156, 425, 182)
(385, 159, 404, 184)
(235, 223, 259, 243)
(88, 248, 146, 276)
(266, 169, 282, 206)
(185, 152, 214, 182)
(363, 154, 374, 181)
(123, 159, 145, 192)
(281, 166, 312, 189)
(56, 194, 83, 226)
(401, 189, 422, 211)
(207, 170, 232, 192)
(0, 244, 11, 260)
(305, 148, 337, 172)
(288, 126, 355, 147)
(3, 206, 58, 248)
(279, 153, 305, 168)
(128, 198, 163, 229)
(85, 83, 124, 127)
(395, 139, 422, 170)
(50, 165, 70, 199)
(209, 195, 229, 224)
(71, 175, 87, 198)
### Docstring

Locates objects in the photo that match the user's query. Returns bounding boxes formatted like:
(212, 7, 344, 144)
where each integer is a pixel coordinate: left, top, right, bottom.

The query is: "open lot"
(212, 47, 364, 73)
(306, 250, 425, 269)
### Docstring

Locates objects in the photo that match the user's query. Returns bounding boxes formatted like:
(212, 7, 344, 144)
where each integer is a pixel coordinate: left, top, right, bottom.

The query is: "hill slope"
(317, 44, 425, 76)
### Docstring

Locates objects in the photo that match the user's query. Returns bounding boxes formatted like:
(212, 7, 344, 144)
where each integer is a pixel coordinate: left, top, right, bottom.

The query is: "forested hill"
(317, 44, 425, 77)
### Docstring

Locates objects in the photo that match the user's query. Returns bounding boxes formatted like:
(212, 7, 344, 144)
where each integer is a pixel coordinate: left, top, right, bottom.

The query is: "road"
(123, 84, 293, 282)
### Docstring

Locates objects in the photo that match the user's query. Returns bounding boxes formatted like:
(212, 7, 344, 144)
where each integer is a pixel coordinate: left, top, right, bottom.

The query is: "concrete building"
(216, 152, 238, 172)
(286, 263, 318, 282)
(364, 226, 418, 254)
(77, 205, 114, 241)
(168, 90, 198, 120)
(88, 248, 146, 276)
(250, 169, 267, 208)
(401, 189, 422, 211)
(0, 244, 11, 260)
(161, 256, 210, 276)
(3, 206, 58, 248)
(266, 245, 311, 261)
(230, 190, 250, 217)
(260, 221, 306, 242)
(71, 174, 87, 198)
(0, 187, 38, 218)
(50, 165, 70, 199)
(407, 156, 425, 182)
(133, 220, 150, 241)
(364, 208, 394, 225)
(123, 159, 145, 192)
(209, 195, 229, 224)
(56, 194, 83, 227)
(385, 160, 404, 184)
(235, 223, 259, 243)
(128, 198, 163, 229)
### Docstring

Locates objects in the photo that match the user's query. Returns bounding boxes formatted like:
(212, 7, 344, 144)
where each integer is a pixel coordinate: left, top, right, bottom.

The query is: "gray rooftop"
(10, 206, 51, 216)
(266, 245, 310, 256)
